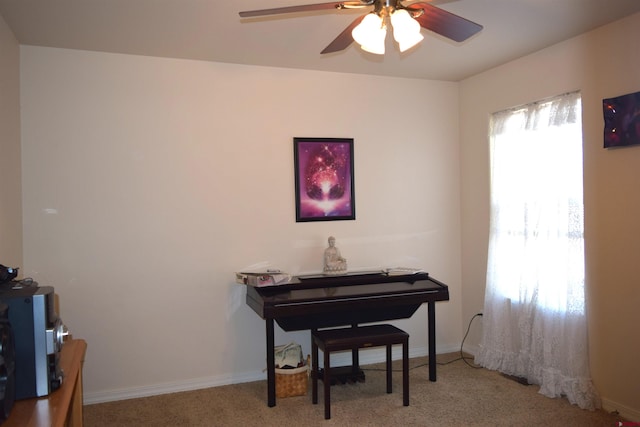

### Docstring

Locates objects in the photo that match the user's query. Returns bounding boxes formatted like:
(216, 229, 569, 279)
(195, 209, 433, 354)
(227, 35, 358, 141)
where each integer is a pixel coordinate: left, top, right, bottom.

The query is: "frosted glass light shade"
(352, 13, 386, 55)
(391, 9, 424, 52)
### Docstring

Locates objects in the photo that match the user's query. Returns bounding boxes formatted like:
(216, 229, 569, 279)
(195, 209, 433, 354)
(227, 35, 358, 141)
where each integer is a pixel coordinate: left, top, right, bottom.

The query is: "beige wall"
(460, 12, 640, 420)
(19, 46, 463, 402)
(0, 14, 22, 266)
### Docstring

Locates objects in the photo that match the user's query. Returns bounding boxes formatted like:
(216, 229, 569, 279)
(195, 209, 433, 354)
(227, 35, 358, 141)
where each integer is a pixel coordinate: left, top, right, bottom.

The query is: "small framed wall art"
(293, 137, 355, 222)
(603, 91, 640, 148)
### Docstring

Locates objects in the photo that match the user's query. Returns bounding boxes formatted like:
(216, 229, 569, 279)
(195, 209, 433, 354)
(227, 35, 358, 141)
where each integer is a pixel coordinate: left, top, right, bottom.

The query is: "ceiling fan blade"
(321, 15, 366, 54)
(407, 3, 483, 42)
(239, 1, 370, 18)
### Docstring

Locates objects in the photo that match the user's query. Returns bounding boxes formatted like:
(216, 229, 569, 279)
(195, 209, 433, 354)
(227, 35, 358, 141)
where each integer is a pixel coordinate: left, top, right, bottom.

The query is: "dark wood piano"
(245, 271, 450, 407)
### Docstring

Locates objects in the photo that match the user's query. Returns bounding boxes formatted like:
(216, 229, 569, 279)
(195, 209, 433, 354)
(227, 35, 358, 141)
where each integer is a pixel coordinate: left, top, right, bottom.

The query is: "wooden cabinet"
(4, 339, 87, 427)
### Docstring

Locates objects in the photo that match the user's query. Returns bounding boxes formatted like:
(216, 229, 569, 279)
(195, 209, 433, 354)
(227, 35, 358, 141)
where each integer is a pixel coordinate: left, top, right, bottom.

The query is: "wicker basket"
(275, 364, 309, 398)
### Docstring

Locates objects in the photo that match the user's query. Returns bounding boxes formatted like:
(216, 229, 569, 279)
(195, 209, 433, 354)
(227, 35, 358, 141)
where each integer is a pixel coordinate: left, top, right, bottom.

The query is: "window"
(488, 91, 585, 313)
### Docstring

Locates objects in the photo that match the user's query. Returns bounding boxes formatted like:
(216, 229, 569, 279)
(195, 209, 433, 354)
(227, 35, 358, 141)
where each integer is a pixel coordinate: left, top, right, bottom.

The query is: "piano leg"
(428, 301, 436, 381)
(351, 323, 360, 380)
(266, 318, 276, 407)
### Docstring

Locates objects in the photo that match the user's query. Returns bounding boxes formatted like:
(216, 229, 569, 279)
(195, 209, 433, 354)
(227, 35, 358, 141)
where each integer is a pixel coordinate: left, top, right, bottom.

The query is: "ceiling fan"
(239, 0, 483, 55)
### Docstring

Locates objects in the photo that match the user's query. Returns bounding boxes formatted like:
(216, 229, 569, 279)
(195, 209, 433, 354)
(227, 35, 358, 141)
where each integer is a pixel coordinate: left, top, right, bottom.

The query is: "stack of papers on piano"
(384, 267, 428, 276)
(235, 270, 292, 287)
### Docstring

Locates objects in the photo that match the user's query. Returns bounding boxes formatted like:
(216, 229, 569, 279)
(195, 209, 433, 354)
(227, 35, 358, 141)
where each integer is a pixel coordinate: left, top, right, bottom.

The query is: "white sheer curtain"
(475, 91, 601, 410)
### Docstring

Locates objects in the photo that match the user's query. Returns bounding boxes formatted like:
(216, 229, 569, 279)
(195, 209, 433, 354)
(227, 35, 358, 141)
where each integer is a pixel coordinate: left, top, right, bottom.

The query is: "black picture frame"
(293, 137, 355, 222)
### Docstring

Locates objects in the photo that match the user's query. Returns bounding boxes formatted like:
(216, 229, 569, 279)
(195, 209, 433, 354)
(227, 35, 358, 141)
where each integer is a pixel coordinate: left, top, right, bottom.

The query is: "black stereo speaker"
(0, 285, 66, 400)
(0, 302, 16, 422)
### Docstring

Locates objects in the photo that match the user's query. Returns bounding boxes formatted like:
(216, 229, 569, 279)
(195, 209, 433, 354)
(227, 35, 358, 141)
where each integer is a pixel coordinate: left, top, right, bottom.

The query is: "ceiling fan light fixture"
(240, 1, 483, 56)
(351, 12, 386, 55)
(391, 9, 424, 52)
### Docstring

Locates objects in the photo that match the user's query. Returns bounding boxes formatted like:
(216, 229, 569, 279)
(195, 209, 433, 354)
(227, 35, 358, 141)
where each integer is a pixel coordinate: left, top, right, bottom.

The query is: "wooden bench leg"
(386, 344, 392, 394)
(312, 333, 318, 405)
(403, 339, 409, 406)
(324, 348, 331, 419)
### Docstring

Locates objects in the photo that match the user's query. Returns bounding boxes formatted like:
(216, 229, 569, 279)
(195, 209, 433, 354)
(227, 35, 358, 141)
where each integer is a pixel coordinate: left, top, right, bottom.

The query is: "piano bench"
(311, 324, 409, 420)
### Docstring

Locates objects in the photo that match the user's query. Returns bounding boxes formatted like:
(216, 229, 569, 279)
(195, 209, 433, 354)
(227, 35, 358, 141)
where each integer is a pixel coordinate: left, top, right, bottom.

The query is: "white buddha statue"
(323, 236, 347, 275)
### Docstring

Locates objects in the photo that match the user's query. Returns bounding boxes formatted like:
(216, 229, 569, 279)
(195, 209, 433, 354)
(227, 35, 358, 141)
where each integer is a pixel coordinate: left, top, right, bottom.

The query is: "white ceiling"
(1, 0, 640, 81)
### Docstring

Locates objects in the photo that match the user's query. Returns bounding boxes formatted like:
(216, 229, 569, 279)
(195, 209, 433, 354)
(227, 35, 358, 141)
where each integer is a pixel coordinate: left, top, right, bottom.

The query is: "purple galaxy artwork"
(297, 141, 353, 218)
(603, 91, 640, 148)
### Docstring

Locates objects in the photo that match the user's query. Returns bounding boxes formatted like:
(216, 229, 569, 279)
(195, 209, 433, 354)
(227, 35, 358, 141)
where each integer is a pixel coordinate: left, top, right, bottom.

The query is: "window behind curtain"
(488, 91, 585, 314)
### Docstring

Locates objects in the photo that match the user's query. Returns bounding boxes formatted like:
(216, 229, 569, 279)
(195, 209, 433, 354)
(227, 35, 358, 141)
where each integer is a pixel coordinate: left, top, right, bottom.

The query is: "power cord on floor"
(437, 313, 483, 369)
(363, 313, 484, 373)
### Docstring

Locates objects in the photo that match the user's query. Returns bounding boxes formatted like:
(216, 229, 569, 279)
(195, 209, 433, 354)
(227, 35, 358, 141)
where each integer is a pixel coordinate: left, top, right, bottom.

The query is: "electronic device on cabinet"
(0, 281, 69, 401)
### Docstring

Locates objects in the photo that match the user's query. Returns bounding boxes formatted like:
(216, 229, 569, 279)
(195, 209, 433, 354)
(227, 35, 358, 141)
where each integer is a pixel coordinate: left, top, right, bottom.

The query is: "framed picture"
(603, 91, 640, 148)
(293, 137, 355, 222)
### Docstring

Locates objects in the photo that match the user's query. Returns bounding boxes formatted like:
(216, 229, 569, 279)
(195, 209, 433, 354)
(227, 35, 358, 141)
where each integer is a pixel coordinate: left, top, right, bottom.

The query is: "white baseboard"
(601, 397, 640, 422)
(84, 370, 266, 405)
(461, 342, 480, 357)
(84, 343, 461, 405)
